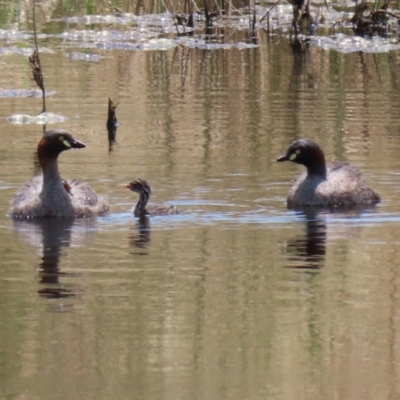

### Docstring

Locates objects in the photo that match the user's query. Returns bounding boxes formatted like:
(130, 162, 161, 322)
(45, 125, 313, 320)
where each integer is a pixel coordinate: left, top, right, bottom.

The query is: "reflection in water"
(37, 219, 74, 299)
(284, 207, 377, 269)
(129, 216, 151, 254)
(290, 35, 313, 90)
(12, 218, 96, 300)
(285, 209, 327, 269)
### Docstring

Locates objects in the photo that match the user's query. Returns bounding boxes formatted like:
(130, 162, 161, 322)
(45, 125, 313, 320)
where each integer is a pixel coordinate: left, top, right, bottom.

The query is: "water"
(1, 2, 400, 399)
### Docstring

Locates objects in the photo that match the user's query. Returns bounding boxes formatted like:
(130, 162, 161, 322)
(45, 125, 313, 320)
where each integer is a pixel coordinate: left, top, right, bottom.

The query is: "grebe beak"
(276, 154, 288, 162)
(71, 139, 86, 149)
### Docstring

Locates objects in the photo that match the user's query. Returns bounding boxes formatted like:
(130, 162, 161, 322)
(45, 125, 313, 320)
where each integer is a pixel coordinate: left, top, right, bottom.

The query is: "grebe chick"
(277, 138, 380, 208)
(10, 130, 109, 218)
(124, 178, 181, 217)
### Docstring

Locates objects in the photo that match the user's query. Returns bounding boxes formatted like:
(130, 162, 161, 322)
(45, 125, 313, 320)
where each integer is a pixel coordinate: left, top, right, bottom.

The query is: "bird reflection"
(128, 216, 151, 254)
(284, 207, 376, 269)
(12, 218, 95, 300)
(285, 209, 326, 269)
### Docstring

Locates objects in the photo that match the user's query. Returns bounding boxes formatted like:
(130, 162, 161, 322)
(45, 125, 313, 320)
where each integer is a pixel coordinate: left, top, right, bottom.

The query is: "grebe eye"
(289, 149, 301, 161)
(59, 135, 64, 141)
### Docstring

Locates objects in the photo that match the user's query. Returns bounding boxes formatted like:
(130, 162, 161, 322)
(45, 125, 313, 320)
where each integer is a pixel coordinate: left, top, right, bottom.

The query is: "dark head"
(124, 179, 152, 217)
(37, 130, 85, 166)
(124, 179, 152, 196)
(277, 139, 327, 177)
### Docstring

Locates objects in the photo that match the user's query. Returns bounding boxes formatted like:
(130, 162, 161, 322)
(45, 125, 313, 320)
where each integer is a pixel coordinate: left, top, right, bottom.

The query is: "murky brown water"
(1, 2, 400, 399)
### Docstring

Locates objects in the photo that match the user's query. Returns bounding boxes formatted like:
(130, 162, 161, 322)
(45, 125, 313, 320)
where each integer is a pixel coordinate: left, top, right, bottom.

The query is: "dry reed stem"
(30, 4, 46, 114)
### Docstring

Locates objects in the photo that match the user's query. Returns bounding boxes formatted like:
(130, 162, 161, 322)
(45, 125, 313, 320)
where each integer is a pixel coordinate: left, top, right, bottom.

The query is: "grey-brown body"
(9, 130, 109, 218)
(10, 176, 109, 218)
(277, 139, 380, 208)
(144, 203, 181, 217)
(287, 161, 380, 208)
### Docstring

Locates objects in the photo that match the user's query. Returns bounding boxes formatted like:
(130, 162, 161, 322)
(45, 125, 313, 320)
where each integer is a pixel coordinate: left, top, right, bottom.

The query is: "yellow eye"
(295, 149, 301, 154)
(59, 135, 64, 142)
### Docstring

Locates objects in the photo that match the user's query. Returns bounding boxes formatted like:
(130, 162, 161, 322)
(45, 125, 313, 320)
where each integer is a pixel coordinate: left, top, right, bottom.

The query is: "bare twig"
(190, 0, 200, 13)
(102, 0, 125, 15)
(373, 9, 400, 20)
(260, 0, 283, 24)
(161, 0, 181, 35)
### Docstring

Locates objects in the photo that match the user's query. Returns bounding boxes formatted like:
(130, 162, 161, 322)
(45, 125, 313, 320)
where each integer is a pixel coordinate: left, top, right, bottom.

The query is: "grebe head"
(124, 179, 152, 196)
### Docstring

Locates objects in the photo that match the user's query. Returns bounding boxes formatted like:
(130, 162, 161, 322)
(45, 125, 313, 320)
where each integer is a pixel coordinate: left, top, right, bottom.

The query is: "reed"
(29, 4, 46, 115)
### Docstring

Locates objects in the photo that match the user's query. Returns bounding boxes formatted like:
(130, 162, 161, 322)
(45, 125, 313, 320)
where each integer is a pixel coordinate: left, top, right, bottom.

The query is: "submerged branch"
(107, 98, 118, 151)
